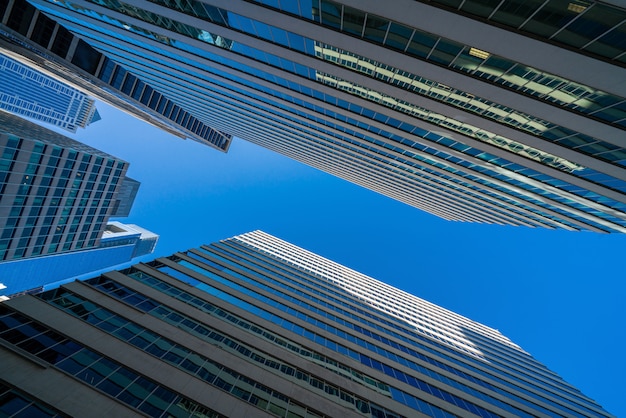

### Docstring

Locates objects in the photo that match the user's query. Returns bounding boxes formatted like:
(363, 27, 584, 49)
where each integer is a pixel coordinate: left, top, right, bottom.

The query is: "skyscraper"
(10, 0, 626, 233)
(0, 53, 100, 132)
(0, 230, 613, 416)
(0, 110, 158, 296)
(0, 3, 233, 151)
(0, 110, 130, 261)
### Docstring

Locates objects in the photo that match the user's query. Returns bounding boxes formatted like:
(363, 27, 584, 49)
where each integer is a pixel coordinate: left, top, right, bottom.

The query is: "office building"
(0, 110, 131, 260)
(0, 110, 158, 296)
(7, 0, 625, 233)
(0, 52, 101, 132)
(0, 230, 613, 416)
(110, 176, 140, 217)
(0, 221, 158, 298)
(0, 3, 232, 152)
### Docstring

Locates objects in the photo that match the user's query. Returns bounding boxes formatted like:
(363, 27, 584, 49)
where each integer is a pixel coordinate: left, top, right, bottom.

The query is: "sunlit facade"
(0, 53, 100, 132)
(0, 230, 614, 416)
(8, 0, 625, 232)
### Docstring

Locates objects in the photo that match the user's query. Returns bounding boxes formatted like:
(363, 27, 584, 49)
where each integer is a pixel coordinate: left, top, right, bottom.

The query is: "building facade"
(110, 176, 140, 217)
(0, 0, 232, 151)
(0, 230, 613, 416)
(0, 110, 130, 261)
(0, 221, 158, 298)
(0, 52, 100, 132)
(10, 0, 626, 232)
(0, 111, 159, 296)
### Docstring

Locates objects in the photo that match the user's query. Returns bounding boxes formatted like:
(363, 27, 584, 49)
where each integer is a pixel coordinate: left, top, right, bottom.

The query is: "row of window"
(254, 0, 626, 122)
(49, 1, 625, 231)
(202, 240, 604, 414)
(200, 243, 552, 384)
(128, 264, 513, 418)
(43, 286, 395, 418)
(0, 305, 222, 418)
(76, 3, 626, 230)
(97, 55, 230, 150)
(30, 0, 626, 232)
(1, 0, 231, 150)
(154, 0, 626, 170)
(427, 0, 626, 62)
(118, 267, 466, 417)
(169, 254, 564, 418)
(0, 381, 67, 417)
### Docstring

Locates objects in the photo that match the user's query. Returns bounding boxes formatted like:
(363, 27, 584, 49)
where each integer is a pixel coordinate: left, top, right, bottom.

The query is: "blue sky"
(76, 101, 625, 417)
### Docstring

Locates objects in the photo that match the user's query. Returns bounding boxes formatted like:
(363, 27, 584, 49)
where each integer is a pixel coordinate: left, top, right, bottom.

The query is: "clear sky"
(75, 101, 625, 417)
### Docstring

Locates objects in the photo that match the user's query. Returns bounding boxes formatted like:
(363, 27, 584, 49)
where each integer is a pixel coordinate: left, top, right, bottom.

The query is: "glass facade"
(0, 111, 127, 261)
(0, 53, 98, 132)
(424, 0, 626, 64)
(13, 0, 625, 232)
(0, 1, 232, 151)
(0, 231, 614, 417)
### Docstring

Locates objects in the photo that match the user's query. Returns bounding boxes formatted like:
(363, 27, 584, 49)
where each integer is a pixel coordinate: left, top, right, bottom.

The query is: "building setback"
(8, 0, 626, 232)
(0, 230, 614, 417)
(0, 53, 100, 132)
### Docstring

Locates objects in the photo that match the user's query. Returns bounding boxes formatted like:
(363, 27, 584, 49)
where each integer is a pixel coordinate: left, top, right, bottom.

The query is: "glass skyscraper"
(0, 52, 100, 132)
(0, 230, 613, 416)
(6, 0, 625, 232)
(0, 110, 130, 260)
(0, 110, 158, 296)
(0, 2, 233, 151)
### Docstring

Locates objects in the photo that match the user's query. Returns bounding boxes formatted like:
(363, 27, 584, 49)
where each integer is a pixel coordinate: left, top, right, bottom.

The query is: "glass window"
(406, 30, 437, 58)
(363, 15, 389, 43)
(554, 4, 626, 48)
(384, 22, 413, 51)
(520, 0, 582, 38)
(586, 21, 626, 60)
(460, 0, 503, 18)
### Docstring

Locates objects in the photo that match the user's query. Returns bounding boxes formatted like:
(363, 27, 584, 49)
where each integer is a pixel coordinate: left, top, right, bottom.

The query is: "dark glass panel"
(98, 58, 115, 82)
(491, 0, 547, 27)
(406, 30, 437, 58)
(31, 13, 56, 48)
(585, 22, 626, 59)
(0, 392, 29, 415)
(121, 73, 137, 94)
(111, 66, 126, 89)
(0, 0, 7, 21)
(50, 25, 73, 57)
(520, 0, 582, 38)
(6, 0, 35, 35)
(140, 85, 154, 105)
(363, 15, 389, 43)
(554, 4, 626, 48)
(342, 5, 366, 36)
(149, 92, 161, 109)
(460, 0, 503, 18)
(384, 22, 413, 51)
(71, 39, 102, 74)
(319, 0, 342, 29)
(429, 39, 464, 65)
